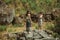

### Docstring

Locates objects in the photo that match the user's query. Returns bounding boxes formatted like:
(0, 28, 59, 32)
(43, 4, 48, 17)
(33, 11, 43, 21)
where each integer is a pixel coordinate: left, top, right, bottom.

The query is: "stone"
(33, 29, 43, 39)
(0, 4, 15, 24)
(42, 38, 56, 40)
(25, 32, 33, 38)
(23, 31, 33, 40)
(13, 16, 23, 24)
(39, 30, 51, 38)
(20, 37, 25, 40)
(2, 30, 59, 40)
(34, 39, 42, 40)
(33, 32, 42, 39)
(8, 33, 17, 40)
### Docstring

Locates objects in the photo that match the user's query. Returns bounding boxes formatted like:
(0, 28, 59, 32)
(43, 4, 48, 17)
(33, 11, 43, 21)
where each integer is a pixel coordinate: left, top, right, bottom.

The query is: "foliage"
(52, 33, 60, 38)
(57, 0, 60, 8)
(11, 0, 58, 14)
(54, 13, 60, 34)
(8, 28, 13, 32)
(13, 23, 23, 27)
(0, 25, 7, 31)
(1, 0, 60, 33)
(4, 0, 12, 4)
(2, 0, 60, 14)
(45, 22, 55, 31)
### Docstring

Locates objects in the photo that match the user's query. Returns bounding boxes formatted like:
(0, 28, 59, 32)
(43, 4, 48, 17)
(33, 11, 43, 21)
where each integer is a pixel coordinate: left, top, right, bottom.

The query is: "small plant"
(4, 0, 12, 4)
(52, 33, 60, 38)
(0, 25, 7, 32)
(8, 28, 13, 32)
(13, 23, 23, 27)
(35, 26, 38, 29)
(33, 23, 38, 29)
(45, 22, 55, 31)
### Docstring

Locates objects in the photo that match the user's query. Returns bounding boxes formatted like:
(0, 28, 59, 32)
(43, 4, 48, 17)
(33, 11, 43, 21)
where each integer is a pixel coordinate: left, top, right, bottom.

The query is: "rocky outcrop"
(0, 6, 15, 24)
(3, 30, 59, 40)
(12, 16, 23, 24)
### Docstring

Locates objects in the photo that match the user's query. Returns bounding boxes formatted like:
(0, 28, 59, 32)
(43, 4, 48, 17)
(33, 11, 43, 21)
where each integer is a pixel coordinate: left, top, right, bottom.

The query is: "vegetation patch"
(13, 23, 24, 27)
(0, 25, 7, 32)
(45, 22, 55, 31)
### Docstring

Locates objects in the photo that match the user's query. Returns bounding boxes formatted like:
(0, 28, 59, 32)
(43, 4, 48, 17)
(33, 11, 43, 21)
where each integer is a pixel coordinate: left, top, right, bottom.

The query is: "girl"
(38, 12, 43, 29)
(26, 11, 32, 33)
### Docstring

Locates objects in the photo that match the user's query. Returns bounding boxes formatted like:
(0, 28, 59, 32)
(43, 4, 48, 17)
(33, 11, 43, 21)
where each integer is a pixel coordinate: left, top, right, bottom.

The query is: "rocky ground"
(2, 29, 59, 40)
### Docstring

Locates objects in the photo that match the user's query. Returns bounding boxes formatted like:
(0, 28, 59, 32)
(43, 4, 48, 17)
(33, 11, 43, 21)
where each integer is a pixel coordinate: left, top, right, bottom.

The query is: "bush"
(54, 15, 60, 34)
(13, 23, 23, 27)
(52, 33, 60, 38)
(45, 22, 55, 31)
(4, 0, 12, 4)
(0, 25, 7, 32)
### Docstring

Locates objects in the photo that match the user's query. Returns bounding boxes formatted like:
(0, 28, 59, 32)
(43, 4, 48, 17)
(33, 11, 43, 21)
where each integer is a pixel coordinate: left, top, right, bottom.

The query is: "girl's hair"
(26, 10, 31, 16)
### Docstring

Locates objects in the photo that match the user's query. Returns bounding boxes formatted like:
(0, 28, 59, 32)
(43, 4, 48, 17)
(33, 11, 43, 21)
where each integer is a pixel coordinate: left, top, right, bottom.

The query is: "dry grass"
(0, 22, 54, 34)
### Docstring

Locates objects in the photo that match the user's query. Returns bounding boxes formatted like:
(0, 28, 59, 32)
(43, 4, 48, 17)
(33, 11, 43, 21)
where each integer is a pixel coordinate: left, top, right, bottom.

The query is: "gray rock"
(20, 37, 25, 40)
(6, 8, 15, 24)
(39, 30, 51, 38)
(25, 32, 33, 38)
(33, 32, 42, 39)
(14, 16, 23, 24)
(0, 6, 15, 24)
(56, 38, 60, 40)
(23, 31, 33, 40)
(42, 38, 56, 40)
(8, 33, 17, 38)
(3, 30, 59, 40)
(34, 39, 42, 40)
(3, 33, 17, 40)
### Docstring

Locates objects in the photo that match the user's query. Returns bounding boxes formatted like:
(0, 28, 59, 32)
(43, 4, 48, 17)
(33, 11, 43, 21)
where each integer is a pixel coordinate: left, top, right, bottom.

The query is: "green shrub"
(54, 13, 60, 34)
(13, 23, 23, 27)
(45, 22, 55, 31)
(8, 28, 13, 32)
(52, 33, 60, 38)
(4, 0, 12, 4)
(0, 25, 7, 32)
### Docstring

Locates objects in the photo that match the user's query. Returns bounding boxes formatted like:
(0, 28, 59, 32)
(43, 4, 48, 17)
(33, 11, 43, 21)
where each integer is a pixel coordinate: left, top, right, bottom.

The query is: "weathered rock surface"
(3, 30, 59, 40)
(12, 16, 23, 24)
(0, 4, 15, 24)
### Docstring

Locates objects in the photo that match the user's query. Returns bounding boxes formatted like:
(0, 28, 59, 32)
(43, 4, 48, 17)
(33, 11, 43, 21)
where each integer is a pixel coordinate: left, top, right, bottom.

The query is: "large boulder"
(3, 30, 59, 40)
(12, 16, 23, 24)
(0, 5, 15, 24)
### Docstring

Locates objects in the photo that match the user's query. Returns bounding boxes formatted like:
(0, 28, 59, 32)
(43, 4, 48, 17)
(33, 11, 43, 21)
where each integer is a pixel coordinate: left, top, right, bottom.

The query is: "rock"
(6, 8, 15, 24)
(13, 16, 23, 24)
(34, 39, 42, 40)
(3, 33, 17, 40)
(39, 30, 51, 38)
(8, 33, 17, 40)
(20, 37, 25, 40)
(0, 5, 15, 24)
(8, 33, 17, 38)
(23, 31, 33, 40)
(25, 32, 33, 38)
(3, 30, 59, 40)
(42, 38, 56, 40)
(33, 31, 43, 39)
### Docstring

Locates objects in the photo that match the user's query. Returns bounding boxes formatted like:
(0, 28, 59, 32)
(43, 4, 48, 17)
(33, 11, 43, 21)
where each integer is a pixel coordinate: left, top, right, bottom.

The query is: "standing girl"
(26, 10, 32, 33)
(38, 12, 43, 29)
